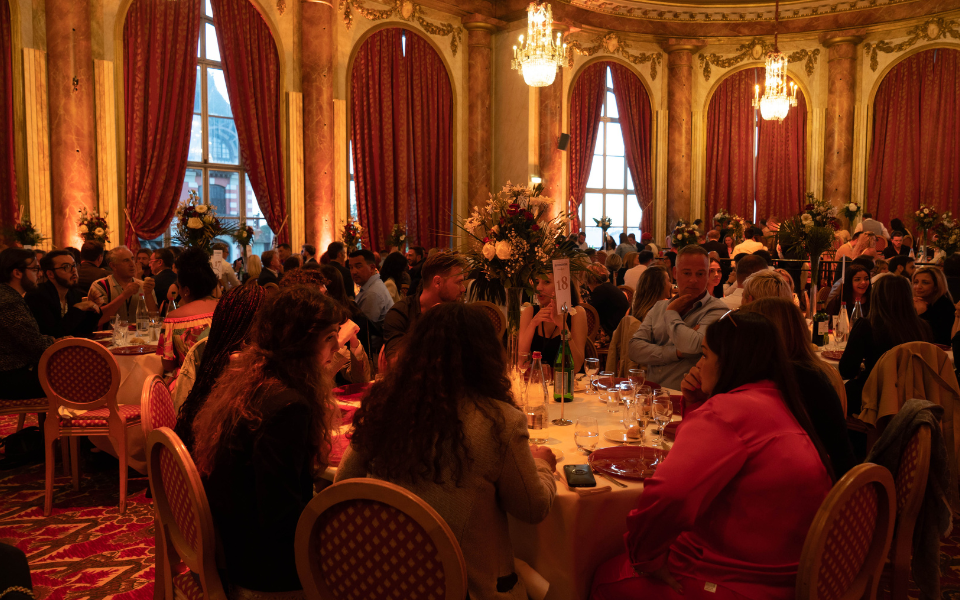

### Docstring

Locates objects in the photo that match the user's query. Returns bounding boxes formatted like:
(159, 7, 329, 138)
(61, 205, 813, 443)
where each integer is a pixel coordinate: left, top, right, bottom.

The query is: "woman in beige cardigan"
(336, 303, 557, 600)
(606, 266, 672, 376)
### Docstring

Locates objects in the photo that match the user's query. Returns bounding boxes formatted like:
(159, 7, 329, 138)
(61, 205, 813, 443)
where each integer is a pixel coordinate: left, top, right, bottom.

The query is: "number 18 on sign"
(552, 259, 573, 426)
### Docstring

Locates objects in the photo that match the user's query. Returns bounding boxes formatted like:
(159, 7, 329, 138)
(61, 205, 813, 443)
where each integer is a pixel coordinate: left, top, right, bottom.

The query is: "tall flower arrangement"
(781, 193, 840, 317)
(342, 217, 363, 253)
(671, 220, 700, 249)
(77, 208, 110, 244)
(839, 201, 861, 224)
(912, 204, 943, 261)
(386, 223, 406, 250)
(7, 217, 44, 247)
(173, 191, 236, 253)
(715, 210, 746, 244)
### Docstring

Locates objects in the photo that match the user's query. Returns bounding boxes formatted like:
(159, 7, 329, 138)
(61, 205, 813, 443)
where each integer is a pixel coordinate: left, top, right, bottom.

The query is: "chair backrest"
(895, 423, 932, 520)
(146, 427, 225, 598)
(295, 479, 467, 600)
(38, 338, 121, 412)
(618, 285, 634, 305)
(472, 301, 506, 338)
(582, 303, 600, 342)
(796, 463, 896, 600)
(141, 375, 177, 440)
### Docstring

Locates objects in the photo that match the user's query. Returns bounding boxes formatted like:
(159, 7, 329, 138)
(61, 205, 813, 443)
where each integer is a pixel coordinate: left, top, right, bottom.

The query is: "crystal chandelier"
(511, 2, 566, 88)
(752, 0, 798, 122)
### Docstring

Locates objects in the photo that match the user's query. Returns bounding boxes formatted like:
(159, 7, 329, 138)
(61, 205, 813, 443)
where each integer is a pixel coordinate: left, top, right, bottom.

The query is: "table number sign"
(552, 258, 572, 312)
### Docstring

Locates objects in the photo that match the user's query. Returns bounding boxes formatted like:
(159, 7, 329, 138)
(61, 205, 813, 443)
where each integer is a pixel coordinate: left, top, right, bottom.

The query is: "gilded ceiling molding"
(863, 16, 960, 71)
(277, 0, 285, 15)
(697, 37, 820, 81)
(338, 0, 463, 55)
(569, 0, 914, 23)
(565, 32, 663, 80)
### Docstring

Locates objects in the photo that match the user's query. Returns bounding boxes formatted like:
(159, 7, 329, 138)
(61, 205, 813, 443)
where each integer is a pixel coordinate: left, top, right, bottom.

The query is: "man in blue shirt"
(350, 249, 394, 357)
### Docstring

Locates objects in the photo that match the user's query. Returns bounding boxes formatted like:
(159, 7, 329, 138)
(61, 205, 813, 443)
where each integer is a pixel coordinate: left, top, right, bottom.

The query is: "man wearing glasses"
(24, 250, 101, 339)
(0, 248, 54, 399)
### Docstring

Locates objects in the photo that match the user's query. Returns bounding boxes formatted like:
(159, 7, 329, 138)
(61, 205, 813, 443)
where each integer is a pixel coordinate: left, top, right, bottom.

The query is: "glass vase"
(505, 286, 524, 372)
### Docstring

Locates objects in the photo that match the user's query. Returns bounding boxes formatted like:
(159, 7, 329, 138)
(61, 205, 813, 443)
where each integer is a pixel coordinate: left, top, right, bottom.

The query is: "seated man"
(722, 255, 769, 309)
(149, 247, 178, 314)
(77, 240, 109, 292)
(25, 249, 101, 339)
(87, 245, 158, 327)
(628, 245, 728, 390)
(350, 249, 395, 355)
(0, 248, 55, 399)
(257, 250, 281, 286)
(383, 252, 466, 363)
(732, 226, 767, 256)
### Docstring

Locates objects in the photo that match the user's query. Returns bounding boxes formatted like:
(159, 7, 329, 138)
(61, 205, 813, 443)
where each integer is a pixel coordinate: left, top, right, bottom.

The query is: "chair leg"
(117, 433, 128, 515)
(44, 435, 57, 517)
(60, 438, 70, 477)
(70, 437, 80, 491)
(16, 413, 25, 432)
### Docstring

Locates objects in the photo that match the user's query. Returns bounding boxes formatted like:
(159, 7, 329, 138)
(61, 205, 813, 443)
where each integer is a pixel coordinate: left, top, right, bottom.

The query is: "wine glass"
(635, 385, 653, 442)
(584, 358, 600, 395)
(628, 368, 647, 388)
(598, 371, 618, 413)
(574, 417, 599, 454)
(652, 393, 674, 448)
(618, 381, 636, 426)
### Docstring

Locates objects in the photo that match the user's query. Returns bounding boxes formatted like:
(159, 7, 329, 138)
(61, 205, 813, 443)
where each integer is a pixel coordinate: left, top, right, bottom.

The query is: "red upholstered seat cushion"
(59, 404, 141, 427)
(173, 570, 204, 600)
(0, 398, 47, 409)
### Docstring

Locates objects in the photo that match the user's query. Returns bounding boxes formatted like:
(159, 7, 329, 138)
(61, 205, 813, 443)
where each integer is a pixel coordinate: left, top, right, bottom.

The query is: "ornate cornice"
(567, 0, 917, 24)
(697, 37, 820, 80)
(339, 0, 464, 55)
(565, 31, 663, 80)
(863, 16, 960, 70)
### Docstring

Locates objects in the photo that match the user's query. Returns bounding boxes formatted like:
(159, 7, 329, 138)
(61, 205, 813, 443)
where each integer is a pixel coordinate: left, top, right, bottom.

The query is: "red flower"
(805, 204, 815, 211)
(507, 204, 519, 216)
(525, 211, 535, 220)
(482, 237, 490, 243)
(531, 224, 540, 232)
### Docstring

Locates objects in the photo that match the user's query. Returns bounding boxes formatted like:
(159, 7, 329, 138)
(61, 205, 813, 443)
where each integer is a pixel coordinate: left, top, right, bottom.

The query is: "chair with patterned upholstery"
(38, 338, 139, 516)
(796, 463, 896, 600)
(888, 424, 932, 600)
(295, 478, 468, 600)
(147, 427, 226, 600)
(581, 303, 600, 342)
(140, 375, 177, 440)
(618, 285, 634, 305)
(472, 301, 506, 339)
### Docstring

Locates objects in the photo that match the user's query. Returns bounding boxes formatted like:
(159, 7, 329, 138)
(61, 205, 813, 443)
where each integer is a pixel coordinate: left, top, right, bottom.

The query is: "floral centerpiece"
(931, 212, 959, 259)
(713, 208, 732, 227)
(7, 215, 44, 248)
(386, 223, 406, 250)
(912, 204, 941, 261)
(801, 192, 842, 230)
(231, 223, 255, 249)
(593, 216, 612, 235)
(460, 181, 587, 368)
(76, 208, 110, 244)
(839, 201, 861, 224)
(715, 210, 746, 244)
(342, 217, 363, 253)
(173, 190, 236, 253)
(781, 193, 840, 317)
(671, 220, 700, 249)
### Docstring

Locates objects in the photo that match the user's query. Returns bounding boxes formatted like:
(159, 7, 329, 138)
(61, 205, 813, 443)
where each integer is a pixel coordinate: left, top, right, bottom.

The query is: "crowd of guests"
(0, 206, 957, 600)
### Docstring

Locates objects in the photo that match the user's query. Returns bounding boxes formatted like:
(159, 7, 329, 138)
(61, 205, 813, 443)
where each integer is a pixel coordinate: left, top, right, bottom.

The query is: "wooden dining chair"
(617, 285, 634, 305)
(147, 427, 226, 600)
(38, 338, 140, 516)
(295, 479, 468, 600)
(140, 375, 177, 451)
(0, 398, 47, 433)
(582, 303, 600, 342)
(796, 463, 896, 600)
(472, 300, 506, 339)
(888, 424, 933, 600)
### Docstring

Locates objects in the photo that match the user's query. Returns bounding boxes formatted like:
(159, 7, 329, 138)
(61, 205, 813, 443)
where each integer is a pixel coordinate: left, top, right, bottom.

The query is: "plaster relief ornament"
(927, 21, 941, 39)
(400, 1, 414, 19)
(752, 43, 765, 60)
(604, 34, 620, 53)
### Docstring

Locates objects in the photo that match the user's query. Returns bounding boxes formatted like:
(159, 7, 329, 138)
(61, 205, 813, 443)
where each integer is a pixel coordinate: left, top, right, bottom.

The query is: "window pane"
(626, 194, 641, 231)
(593, 122, 604, 155)
(606, 92, 618, 119)
(245, 175, 265, 219)
(194, 66, 201, 113)
(188, 115, 202, 162)
(606, 66, 613, 89)
(627, 168, 634, 191)
(209, 170, 240, 217)
(208, 117, 240, 165)
(205, 0, 213, 17)
(349, 181, 358, 219)
(606, 194, 624, 227)
(181, 168, 203, 204)
(249, 218, 275, 258)
(197, 32, 202, 58)
(606, 122, 625, 157)
(584, 226, 602, 250)
(214, 219, 238, 262)
(605, 156, 625, 190)
(583, 192, 603, 228)
(205, 23, 220, 62)
(585, 158, 603, 189)
(207, 68, 232, 117)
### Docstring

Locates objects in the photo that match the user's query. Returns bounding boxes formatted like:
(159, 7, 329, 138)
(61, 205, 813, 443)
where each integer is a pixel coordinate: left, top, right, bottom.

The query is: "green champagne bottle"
(812, 311, 829, 347)
(553, 337, 574, 403)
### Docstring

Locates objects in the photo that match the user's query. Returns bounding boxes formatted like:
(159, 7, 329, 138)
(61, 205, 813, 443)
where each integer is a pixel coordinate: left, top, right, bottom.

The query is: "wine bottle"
(553, 338, 574, 403)
(811, 311, 829, 346)
(525, 352, 549, 433)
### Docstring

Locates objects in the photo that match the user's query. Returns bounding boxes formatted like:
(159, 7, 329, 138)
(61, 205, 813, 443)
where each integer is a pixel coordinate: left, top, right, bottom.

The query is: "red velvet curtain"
(405, 32, 453, 251)
(210, 0, 287, 244)
(868, 48, 960, 224)
(706, 68, 759, 220)
(0, 0, 16, 230)
(351, 28, 407, 252)
(755, 78, 806, 221)
(568, 62, 606, 233)
(123, 0, 201, 249)
(609, 62, 654, 235)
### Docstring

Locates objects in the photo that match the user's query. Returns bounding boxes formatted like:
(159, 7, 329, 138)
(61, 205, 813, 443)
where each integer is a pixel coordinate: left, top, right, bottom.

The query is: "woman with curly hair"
(337, 303, 557, 600)
(193, 286, 345, 595)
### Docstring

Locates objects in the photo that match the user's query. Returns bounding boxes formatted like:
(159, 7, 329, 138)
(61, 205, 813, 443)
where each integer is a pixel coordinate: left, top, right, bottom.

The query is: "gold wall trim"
(863, 16, 960, 71)
(22, 47, 52, 250)
(690, 110, 704, 222)
(567, 0, 916, 24)
(338, 0, 462, 55)
(334, 97, 347, 247)
(566, 32, 662, 80)
(287, 91, 304, 251)
(808, 107, 825, 202)
(7, 0, 27, 221)
(655, 109, 668, 239)
(698, 37, 820, 80)
(94, 59, 119, 249)
(851, 102, 868, 210)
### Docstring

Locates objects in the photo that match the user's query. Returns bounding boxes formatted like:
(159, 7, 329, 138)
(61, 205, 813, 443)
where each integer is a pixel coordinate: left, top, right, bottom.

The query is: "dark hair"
(153, 247, 175, 268)
(891, 230, 905, 238)
(829, 264, 871, 314)
(282, 256, 301, 273)
(169, 246, 184, 258)
(943, 254, 960, 277)
(192, 286, 345, 476)
(175, 248, 218, 299)
(279, 267, 327, 291)
(79, 241, 104, 262)
(851, 256, 875, 274)
(349, 248, 377, 265)
(39, 249, 72, 273)
(212, 242, 229, 253)
(380, 252, 408, 286)
(753, 249, 772, 265)
(867, 275, 932, 347)
(277, 243, 292, 252)
(136, 248, 151, 257)
(862, 212, 873, 220)
(65, 247, 81, 263)
(619, 232, 627, 243)
(705, 311, 835, 480)
(261, 249, 276, 266)
(421, 251, 466, 285)
(411, 246, 425, 260)
(637, 250, 654, 265)
(319, 264, 350, 308)
(175, 283, 267, 451)
(350, 303, 513, 484)
(736, 255, 768, 280)
(302, 244, 316, 257)
(890, 218, 905, 232)
(326, 241, 345, 258)
(0, 248, 36, 283)
(888, 254, 914, 275)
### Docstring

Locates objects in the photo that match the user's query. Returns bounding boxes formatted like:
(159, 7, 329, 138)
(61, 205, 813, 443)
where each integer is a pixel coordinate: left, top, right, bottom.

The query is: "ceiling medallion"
(512, 2, 567, 87)
(752, 0, 797, 122)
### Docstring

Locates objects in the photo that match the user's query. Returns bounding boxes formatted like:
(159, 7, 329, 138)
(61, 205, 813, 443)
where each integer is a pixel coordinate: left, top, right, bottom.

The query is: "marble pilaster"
(661, 40, 703, 228)
(538, 23, 567, 218)
(463, 19, 495, 213)
(821, 35, 862, 208)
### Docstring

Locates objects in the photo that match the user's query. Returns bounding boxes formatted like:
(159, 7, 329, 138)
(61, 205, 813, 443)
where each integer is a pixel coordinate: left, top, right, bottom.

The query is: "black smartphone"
(563, 464, 597, 488)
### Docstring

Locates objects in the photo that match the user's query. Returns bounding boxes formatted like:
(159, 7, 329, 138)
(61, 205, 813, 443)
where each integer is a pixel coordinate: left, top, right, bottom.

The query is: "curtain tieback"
(123, 208, 139, 238)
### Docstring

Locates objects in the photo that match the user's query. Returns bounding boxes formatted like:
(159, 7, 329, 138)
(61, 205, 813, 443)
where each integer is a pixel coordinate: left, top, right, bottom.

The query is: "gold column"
(660, 40, 704, 227)
(821, 35, 862, 208)
(463, 18, 496, 213)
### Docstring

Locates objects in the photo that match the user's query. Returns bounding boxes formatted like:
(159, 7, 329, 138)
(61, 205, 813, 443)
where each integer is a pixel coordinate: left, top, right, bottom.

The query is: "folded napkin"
(574, 486, 611, 497)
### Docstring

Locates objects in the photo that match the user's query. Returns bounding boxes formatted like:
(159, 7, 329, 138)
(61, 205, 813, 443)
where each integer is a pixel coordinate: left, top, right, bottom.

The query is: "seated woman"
(825, 263, 871, 317)
(740, 270, 792, 305)
(913, 266, 955, 345)
(193, 286, 345, 595)
(337, 303, 557, 600)
(380, 252, 411, 303)
(738, 298, 857, 476)
(157, 248, 219, 371)
(592, 311, 833, 600)
(631, 265, 672, 322)
(173, 283, 266, 451)
(519, 269, 588, 373)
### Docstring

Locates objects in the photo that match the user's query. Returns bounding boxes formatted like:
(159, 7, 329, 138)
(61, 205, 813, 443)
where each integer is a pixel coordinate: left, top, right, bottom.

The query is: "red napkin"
(328, 431, 352, 467)
(332, 382, 371, 404)
(338, 404, 357, 426)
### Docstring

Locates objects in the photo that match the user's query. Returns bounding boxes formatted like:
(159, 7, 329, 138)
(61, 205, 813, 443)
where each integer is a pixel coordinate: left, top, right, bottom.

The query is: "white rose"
(94, 227, 104, 235)
(187, 217, 204, 229)
(495, 240, 512, 260)
(924, 208, 930, 214)
(848, 203, 857, 211)
(400, 235, 405, 241)
(79, 225, 88, 234)
(801, 214, 813, 223)
(195, 204, 209, 214)
(482, 243, 496, 260)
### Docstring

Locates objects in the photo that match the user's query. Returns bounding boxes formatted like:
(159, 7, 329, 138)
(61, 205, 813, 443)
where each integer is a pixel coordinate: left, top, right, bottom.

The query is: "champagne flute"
(636, 385, 653, 443)
(584, 358, 600, 395)
(574, 417, 600, 454)
(652, 393, 674, 448)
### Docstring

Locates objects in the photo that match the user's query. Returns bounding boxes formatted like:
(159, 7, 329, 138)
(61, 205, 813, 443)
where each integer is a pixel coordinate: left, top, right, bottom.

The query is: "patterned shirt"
(0, 283, 55, 372)
(88, 275, 157, 323)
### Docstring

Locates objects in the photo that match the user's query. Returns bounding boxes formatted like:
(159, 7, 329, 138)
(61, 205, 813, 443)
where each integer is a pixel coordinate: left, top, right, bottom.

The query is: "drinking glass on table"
(618, 381, 636, 425)
(113, 318, 128, 346)
(584, 358, 600, 395)
(628, 368, 647, 388)
(635, 385, 653, 440)
(598, 371, 618, 413)
(652, 392, 674, 448)
(148, 312, 161, 343)
(574, 416, 600, 454)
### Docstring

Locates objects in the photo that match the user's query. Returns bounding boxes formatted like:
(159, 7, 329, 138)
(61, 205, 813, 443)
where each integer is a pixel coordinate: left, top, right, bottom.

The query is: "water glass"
(574, 417, 600, 454)
(584, 358, 600, 395)
(652, 393, 674, 448)
(598, 371, 619, 413)
(148, 312, 161, 343)
(636, 385, 653, 436)
(618, 381, 636, 425)
(628, 368, 647, 388)
(113, 319, 128, 346)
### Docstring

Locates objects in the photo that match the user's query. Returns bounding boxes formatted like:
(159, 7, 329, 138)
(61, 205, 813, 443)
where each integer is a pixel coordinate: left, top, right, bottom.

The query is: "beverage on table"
(584, 358, 600, 395)
(574, 417, 599, 454)
(811, 311, 829, 347)
(136, 294, 149, 336)
(850, 300, 864, 331)
(835, 303, 850, 348)
(652, 391, 674, 448)
(553, 338, 574, 403)
(524, 352, 550, 444)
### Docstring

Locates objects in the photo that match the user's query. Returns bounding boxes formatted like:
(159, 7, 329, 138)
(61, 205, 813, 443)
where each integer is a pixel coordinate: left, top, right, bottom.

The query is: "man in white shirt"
(576, 232, 589, 251)
(722, 255, 768, 309)
(854, 213, 890, 240)
(623, 250, 654, 291)
(731, 227, 768, 256)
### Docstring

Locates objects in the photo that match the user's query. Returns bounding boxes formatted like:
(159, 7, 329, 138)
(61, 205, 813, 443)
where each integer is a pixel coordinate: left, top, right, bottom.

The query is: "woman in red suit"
(591, 310, 834, 600)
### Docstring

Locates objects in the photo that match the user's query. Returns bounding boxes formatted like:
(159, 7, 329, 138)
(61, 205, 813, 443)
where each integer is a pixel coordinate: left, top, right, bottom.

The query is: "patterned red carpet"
(1, 413, 960, 599)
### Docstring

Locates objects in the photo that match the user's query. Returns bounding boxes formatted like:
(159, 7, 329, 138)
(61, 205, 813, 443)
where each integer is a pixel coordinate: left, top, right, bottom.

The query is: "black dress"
(530, 305, 564, 366)
(792, 363, 858, 478)
(920, 295, 955, 346)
